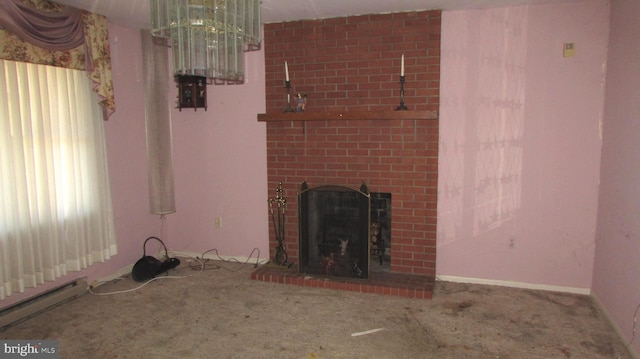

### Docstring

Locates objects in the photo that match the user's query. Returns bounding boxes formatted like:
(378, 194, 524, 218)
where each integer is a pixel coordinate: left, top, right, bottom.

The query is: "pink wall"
(592, 0, 640, 353)
(106, 26, 269, 263)
(166, 49, 269, 259)
(106, 26, 269, 261)
(437, 0, 609, 289)
(108, 26, 269, 260)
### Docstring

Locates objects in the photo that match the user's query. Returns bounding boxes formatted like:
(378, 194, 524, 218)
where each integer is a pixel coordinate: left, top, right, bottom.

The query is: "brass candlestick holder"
(396, 75, 408, 111)
(283, 80, 294, 112)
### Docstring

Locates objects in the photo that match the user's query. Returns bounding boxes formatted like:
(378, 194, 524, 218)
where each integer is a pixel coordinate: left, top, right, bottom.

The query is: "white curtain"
(0, 59, 117, 300)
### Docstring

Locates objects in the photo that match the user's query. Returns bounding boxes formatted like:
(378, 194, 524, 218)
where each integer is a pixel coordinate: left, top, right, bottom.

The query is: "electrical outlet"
(563, 42, 575, 57)
(215, 217, 222, 228)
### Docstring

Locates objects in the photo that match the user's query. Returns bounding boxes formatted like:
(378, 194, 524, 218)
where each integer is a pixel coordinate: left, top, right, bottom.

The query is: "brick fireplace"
(252, 10, 441, 299)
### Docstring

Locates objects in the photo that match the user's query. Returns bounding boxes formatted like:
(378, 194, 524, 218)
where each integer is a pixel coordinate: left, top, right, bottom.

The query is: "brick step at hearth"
(251, 263, 434, 299)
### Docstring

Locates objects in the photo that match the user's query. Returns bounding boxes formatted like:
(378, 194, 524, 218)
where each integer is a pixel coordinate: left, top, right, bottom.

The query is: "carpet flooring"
(0, 258, 633, 359)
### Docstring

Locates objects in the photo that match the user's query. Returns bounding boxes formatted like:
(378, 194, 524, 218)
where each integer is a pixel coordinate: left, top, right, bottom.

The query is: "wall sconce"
(176, 75, 207, 111)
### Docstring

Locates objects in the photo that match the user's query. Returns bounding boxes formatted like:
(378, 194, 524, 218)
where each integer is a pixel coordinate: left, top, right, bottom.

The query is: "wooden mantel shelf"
(257, 110, 438, 122)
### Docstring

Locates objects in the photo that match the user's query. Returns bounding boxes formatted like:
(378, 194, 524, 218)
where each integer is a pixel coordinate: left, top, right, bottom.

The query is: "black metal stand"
(396, 76, 408, 111)
(268, 182, 291, 267)
(283, 80, 294, 113)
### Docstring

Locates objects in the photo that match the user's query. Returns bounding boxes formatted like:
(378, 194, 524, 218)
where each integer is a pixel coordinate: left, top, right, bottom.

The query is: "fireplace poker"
(268, 182, 290, 266)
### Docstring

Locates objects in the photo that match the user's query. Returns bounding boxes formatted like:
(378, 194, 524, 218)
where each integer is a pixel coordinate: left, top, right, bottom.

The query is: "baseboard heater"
(0, 277, 88, 329)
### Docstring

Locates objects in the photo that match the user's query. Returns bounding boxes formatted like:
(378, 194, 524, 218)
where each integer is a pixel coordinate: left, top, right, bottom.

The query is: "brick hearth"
(252, 263, 434, 299)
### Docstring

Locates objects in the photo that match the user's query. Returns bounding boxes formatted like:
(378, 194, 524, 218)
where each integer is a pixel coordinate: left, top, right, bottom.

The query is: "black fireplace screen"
(298, 183, 370, 279)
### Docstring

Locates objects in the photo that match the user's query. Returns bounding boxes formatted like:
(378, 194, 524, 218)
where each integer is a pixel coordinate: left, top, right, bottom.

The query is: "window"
(0, 59, 117, 300)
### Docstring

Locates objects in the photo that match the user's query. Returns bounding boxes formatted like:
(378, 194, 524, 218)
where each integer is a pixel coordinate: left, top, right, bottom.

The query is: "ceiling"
(53, 0, 583, 29)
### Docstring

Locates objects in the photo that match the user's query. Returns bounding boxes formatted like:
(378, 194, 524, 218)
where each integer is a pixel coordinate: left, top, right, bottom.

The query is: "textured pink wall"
(593, 0, 640, 353)
(437, 0, 609, 289)
(164, 49, 269, 260)
(106, 27, 269, 263)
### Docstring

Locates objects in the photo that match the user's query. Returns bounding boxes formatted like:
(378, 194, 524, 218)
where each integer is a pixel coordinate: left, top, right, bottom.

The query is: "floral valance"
(0, 0, 115, 120)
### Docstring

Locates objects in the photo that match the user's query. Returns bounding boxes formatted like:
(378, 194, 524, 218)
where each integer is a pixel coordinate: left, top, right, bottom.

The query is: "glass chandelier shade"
(150, 0, 261, 83)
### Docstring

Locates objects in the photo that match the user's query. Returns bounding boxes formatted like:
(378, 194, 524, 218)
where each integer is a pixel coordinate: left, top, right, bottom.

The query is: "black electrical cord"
(193, 248, 261, 272)
(143, 236, 169, 258)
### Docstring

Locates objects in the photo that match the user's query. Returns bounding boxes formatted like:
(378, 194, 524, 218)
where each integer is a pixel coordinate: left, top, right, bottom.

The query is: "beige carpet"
(0, 258, 633, 358)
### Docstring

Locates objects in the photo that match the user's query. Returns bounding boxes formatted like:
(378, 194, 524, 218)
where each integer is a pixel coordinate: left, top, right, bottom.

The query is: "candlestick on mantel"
(284, 61, 290, 82)
(283, 61, 294, 112)
(396, 75, 408, 111)
(396, 54, 408, 110)
(283, 80, 294, 112)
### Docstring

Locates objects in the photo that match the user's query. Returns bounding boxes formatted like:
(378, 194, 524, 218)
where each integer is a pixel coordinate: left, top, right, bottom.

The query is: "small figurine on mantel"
(296, 93, 307, 112)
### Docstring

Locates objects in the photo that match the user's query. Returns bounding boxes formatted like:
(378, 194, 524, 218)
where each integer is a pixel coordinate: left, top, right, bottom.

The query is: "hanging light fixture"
(149, 0, 261, 108)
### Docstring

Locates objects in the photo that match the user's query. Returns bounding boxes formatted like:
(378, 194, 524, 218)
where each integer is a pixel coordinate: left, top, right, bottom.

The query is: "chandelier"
(150, 0, 261, 84)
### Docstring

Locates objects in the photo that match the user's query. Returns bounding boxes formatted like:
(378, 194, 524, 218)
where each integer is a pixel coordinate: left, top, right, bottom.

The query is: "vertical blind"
(0, 59, 117, 300)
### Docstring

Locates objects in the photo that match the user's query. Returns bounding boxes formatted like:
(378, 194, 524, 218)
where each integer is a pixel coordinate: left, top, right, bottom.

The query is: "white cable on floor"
(88, 257, 205, 296)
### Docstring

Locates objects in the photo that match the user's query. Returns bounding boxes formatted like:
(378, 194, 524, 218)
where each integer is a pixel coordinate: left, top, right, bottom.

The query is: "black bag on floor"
(131, 236, 180, 282)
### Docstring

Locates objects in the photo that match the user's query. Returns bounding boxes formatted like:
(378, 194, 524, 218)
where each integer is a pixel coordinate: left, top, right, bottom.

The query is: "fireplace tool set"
(268, 182, 291, 267)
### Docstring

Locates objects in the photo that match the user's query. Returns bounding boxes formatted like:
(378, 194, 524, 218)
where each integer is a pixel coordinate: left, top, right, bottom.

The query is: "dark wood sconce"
(176, 75, 207, 111)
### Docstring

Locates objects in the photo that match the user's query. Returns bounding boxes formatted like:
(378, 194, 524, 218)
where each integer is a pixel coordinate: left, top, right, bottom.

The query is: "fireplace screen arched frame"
(298, 183, 370, 279)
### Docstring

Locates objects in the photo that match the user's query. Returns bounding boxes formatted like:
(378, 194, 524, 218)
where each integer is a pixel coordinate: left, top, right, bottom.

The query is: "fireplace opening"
(298, 183, 370, 279)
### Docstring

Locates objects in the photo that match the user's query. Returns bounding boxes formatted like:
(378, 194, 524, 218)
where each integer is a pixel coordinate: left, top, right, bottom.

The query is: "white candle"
(401, 54, 405, 77)
(285, 61, 290, 82)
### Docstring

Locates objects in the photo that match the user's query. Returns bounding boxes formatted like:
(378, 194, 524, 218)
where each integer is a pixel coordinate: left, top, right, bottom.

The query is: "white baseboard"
(436, 275, 591, 295)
